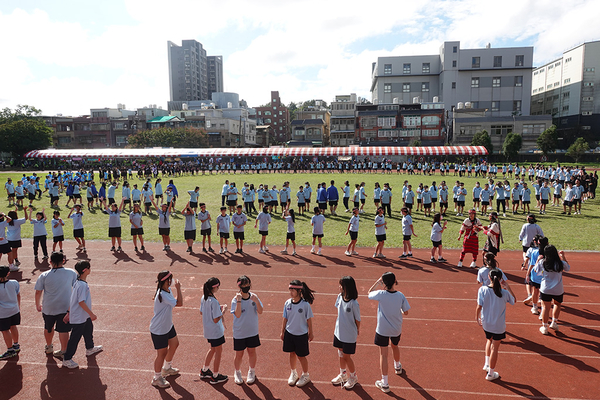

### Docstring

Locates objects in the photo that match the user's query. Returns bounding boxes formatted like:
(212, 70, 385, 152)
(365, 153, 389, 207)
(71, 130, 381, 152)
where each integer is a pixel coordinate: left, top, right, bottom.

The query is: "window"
(584, 67, 595, 72)
(494, 56, 502, 67)
(459, 125, 482, 135)
(116, 136, 128, 145)
(515, 76, 523, 87)
(264, 119, 271, 123)
(273, 106, 277, 110)
(452, 82, 456, 89)
(491, 101, 499, 111)
(378, 130, 399, 138)
(422, 63, 430, 73)
(471, 77, 480, 88)
(421, 116, 440, 125)
(453, 46, 457, 53)
(564, 78, 571, 84)
(492, 77, 501, 87)
(360, 117, 377, 128)
(384, 83, 392, 93)
(114, 122, 126, 130)
(547, 84, 552, 89)
(522, 124, 546, 134)
(272, 99, 277, 103)
(515, 55, 524, 66)
(377, 117, 396, 127)
(421, 82, 429, 92)
(279, 110, 283, 115)
(92, 111, 108, 118)
(582, 111, 593, 116)
(422, 129, 438, 136)
(258, 111, 262, 116)
(562, 105, 569, 112)
(472, 57, 480, 68)
(583, 96, 594, 101)
(403, 83, 410, 93)
(584, 82, 594, 86)
(384, 64, 392, 75)
(491, 125, 513, 135)
(555, 62, 561, 67)
(563, 92, 570, 98)
(452, 60, 457, 68)
(403, 116, 421, 127)
(91, 124, 109, 131)
(513, 100, 522, 112)
(471, 101, 479, 108)
(533, 89, 537, 94)
(565, 57, 572, 63)
(403, 63, 411, 74)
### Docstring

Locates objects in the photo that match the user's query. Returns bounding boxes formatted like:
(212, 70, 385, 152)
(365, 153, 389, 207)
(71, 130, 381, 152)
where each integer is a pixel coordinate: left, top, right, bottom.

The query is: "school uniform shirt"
(15, 186, 24, 196)
(519, 223, 543, 246)
(404, 191, 415, 204)
(359, 187, 366, 200)
(227, 187, 239, 201)
(296, 190, 306, 203)
(157, 210, 171, 229)
(283, 298, 313, 335)
(280, 189, 289, 203)
(373, 187, 382, 200)
(367, 290, 410, 337)
(6, 218, 26, 241)
(311, 214, 325, 235)
(31, 219, 48, 236)
(564, 187, 574, 202)
(184, 213, 197, 231)
(70, 213, 84, 230)
(188, 190, 200, 203)
(232, 212, 247, 232)
(480, 189, 492, 202)
(107, 185, 117, 199)
(477, 286, 514, 334)
(51, 218, 64, 237)
(34, 267, 78, 315)
(334, 294, 361, 344)
(438, 188, 448, 203)
(343, 186, 351, 198)
(375, 214, 386, 235)
(304, 186, 312, 200)
(430, 186, 438, 200)
(553, 183, 562, 195)
(352, 189, 360, 202)
(348, 215, 359, 232)
(200, 296, 225, 340)
(534, 260, 570, 295)
(122, 187, 131, 200)
(221, 184, 229, 196)
(198, 210, 211, 230)
(477, 267, 508, 286)
(430, 222, 443, 241)
(380, 189, 392, 204)
(142, 189, 153, 203)
(0, 280, 20, 318)
(402, 214, 413, 236)
(521, 188, 531, 202)
(284, 215, 295, 233)
(231, 293, 263, 339)
(473, 186, 482, 199)
(216, 214, 231, 233)
(150, 289, 177, 335)
(108, 210, 121, 228)
(511, 187, 520, 200)
(540, 186, 551, 200)
(69, 280, 92, 324)
(131, 189, 141, 201)
(269, 189, 279, 202)
(525, 247, 542, 284)
(457, 188, 467, 201)
(5, 183, 14, 194)
(421, 191, 431, 204)
(129, 212, 143, 229)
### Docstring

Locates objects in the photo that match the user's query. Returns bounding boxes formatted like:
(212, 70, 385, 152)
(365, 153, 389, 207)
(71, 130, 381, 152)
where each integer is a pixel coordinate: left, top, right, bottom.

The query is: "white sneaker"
(352, 251, 359, 255)
(470, 261, 477, 268)
(234, 370, 243, 385)
(45, 344, 54, 354)
(86, 345, 103, 356)
(331, 373, 347, 385)
(264, 246, 269, 252)
(62, 359, 79, 369)
(291, 251, 297, 256)
(549, 321, 559, 331)
(345, 251, 351, 256)
(161, 366, 180, 377)
(296, 373, 311, 387)
(486, 371, 500, 381)
(375, 380, 390, 393)
(531, 306, 539, 315)
(344, 374, 358, 390)
(540, 325, 549, 335)
(247, 369, 256, 384)
(483, 364, 490, 371)
(280, 249, 288, 255)
(310, 249, 316, 254)
(317, 249, 322, 255)
(152, 376, 170, 388)
(523, 295, 533, 305)
(219, 248, 224, 254)
(287, 370, 299, 386)
(259, 249, 266, 254)
(9, 264, 19, 272)
(457, 261, 463, 268)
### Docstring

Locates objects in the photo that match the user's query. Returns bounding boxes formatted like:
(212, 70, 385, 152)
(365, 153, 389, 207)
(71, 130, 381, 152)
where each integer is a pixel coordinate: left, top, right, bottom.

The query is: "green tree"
(410, 139, 422, 147)
(565, 137, 589, 163)
(471, 130, 493, 154)
(502, 133, 523, 159)
(536, 125, 558, 155)
(0, 105, 53, 158)
(127, 127, 208, 148)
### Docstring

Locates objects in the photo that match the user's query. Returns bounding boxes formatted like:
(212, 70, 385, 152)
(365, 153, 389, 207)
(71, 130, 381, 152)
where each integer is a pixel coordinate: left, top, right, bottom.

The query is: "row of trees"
(0, 105, 53, 159)
(471, 125, 590, 162)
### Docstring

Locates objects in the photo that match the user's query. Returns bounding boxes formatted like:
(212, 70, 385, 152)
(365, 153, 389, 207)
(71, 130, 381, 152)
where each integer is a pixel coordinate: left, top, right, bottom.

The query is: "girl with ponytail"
(281, 279, 315, 388)
(476, 268, 516, 381)
(534, 245, 570, 335)
(149, 270, 183, 388)
(200, 277, 228, 384)
(477, 252, 507, 287)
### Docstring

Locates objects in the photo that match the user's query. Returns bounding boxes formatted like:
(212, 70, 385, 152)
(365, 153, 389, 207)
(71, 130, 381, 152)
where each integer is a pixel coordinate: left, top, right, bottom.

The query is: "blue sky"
(1, 0, 599, 116)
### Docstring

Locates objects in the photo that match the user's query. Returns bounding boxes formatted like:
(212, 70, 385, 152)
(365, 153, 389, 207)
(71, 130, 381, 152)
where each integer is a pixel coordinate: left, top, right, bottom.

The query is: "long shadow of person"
(401, 369, 436, 400)
(494, 379, 550, 399)
(0, 357, 23, 398)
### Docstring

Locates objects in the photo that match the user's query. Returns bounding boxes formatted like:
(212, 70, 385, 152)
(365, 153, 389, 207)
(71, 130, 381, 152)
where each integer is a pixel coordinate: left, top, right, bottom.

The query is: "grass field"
(2, 171, 598, 252)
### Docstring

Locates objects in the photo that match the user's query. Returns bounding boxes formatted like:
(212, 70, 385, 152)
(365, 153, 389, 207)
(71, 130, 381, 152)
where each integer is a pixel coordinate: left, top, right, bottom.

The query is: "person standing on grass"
(129, 203, 145, 252)
(62, 260, 103, 369)
(345, 207, 360, 256)
(150, 270, 183, 388)
(331, 276, 361, 390)
(368, 272, 410, 393)
(231, 275, 263, 385)
(199, 277, 228, 384)
(539, 181, 551, 215)
(310, 207, 325, 255)
(430, 212, 447, 263)
(297, 185, 306, 216)
(380, 183, 392, 218)
(232, 205, 247, 254)
(399, 207, 416, 259)
(352, 184, 361, 211)
(152, 198, 173, 251)
(422, 185, 432, 217)
(166, 180, 178, 210)
(198, 203, 214, 253)
(227, 183, 239, 215)
(281, 279, 315, 388)
(535, 245, 570, 335)
(373, 207, 387, 259)
(34, 251, 77, 360)
(183, 202, 197, 253)
(142, 184, 154, 215)
(105, 199, 124, 252)
(327, 180, 339, 216)
(188, 186, 200, 213)
(281, 209, 297, 256)
(221, 180, 230, 207)
(438, 182, 449, 217)
(476, 269, 515, 381)
(51, 211, 65, 254)
(0, 266, 21, 360)
(359, 182, 367, 214)
(343, 181, 351, 213)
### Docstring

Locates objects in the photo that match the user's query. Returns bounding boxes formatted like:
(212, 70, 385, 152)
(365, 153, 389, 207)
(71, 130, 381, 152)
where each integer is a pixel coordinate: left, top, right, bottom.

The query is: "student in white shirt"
(368, 272, 411, 393)
(373, 207, 387, 258)
(534, 246, 570, 335)
(129, 203, 145, 252)
(430, 212, 447, 263)
(281, 209, 297, 255)
(152, 198, 173, 251)
(149, 270, 183, 388)
(345, 208, 360, 256)
(231, 205, 248, 254)
(281, 279, 315, 388)
(200, 277, 228, 384)
(331, 276, 361, 390)
(51, 210, 65, 254)
(476, 269, 516, 381)
(182, 202, 197, 253)
(310, 207, 326, 255)
(198, 203, 214, 253)
(216, 206, 231, 254)
(105, 199, 125, 252)
(68, 204, 86, 253)
(28, 207, 49, 259)
(254, 206, 272, 254)
(0, 266, 21, 360)
(231, 275, 263, 385)
(399, 207, 417, 258)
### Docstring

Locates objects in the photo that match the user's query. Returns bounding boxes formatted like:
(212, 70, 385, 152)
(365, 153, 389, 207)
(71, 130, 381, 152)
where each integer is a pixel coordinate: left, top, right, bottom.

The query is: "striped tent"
(24, 146, 487, 159)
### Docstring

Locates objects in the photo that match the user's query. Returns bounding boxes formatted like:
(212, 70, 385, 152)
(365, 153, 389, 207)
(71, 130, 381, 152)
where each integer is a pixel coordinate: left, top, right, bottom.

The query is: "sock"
(319, 247, 322, 251)
(213, 371, 219, 378)
(488, 367, 495, 376)
(350, 371, 357, 378)
(163, 361, 172, 369)
(236, 369, 242, 374)
(394, 360, 401, 369)
(202, 366, 209, 372)
(485, 356, 490, 365)
(552, 318, 557, 323)
(311, 245, 315, 250)
(340, 368, 347, 375)
(249, 367, 255, 373)
(154, 372, 162, 380)
(382, 375, 388, 385)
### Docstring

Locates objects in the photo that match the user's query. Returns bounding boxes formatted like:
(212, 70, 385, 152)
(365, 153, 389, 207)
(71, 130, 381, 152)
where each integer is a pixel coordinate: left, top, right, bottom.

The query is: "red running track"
(2, 240, 599, 400)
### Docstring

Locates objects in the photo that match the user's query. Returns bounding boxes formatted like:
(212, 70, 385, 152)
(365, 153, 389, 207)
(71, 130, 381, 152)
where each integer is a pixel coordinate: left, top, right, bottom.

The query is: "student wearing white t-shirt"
(476, 269, 516, 381)
(254, 207, 272, 254)
(345, 208, 360, 256)
(0, 266, 21, 360)
(231, 275, 263, 385)
(28, 207, 49, 260)
(399, 207, 417, 258)
(310, 207, 326, 255)
(152, 198, 173, 251)
(430, 213, 447, 263)
(149, 270, 183, 388)
(182, 202, 197, 253)
(51, 210, 65, 253)
(281, 279, 315, 388)
(534, 246, 570, 335)
(368, 272, 411, 393)
(477, 253, 508, 287)
(281, 209, 297, 255)
(373, 207, 387, 258)
(67, 204, 86, 253)
(198, 203, 214, 253)
(105, 199, 124, 252)
(129, 203, 145, 252)
(331, 276, 361, 390)
(231, 205, 248, 254)
(215, 206, 231, 254)
(200, 277, 228, 385)
(6, 209, 26, 270)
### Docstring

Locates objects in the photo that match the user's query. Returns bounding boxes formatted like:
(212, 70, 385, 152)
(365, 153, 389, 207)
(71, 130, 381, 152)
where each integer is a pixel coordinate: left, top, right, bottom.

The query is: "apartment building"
(330, 94, 357, 147)
(254, 91, 290, 142)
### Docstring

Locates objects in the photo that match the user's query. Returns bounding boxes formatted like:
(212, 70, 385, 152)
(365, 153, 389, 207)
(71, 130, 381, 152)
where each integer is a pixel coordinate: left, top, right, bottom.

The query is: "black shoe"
(209, 247, 215, 253)
(202, 248, 208, 253)
(210, 374, 228, 385)
(200, 368, 213, 380)
(407, 253, 413, 257)
(140, 246, 145, 251)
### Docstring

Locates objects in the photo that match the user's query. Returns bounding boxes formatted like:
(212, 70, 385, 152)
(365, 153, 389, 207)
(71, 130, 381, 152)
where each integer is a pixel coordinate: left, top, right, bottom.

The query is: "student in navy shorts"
(199, 277, 228, 384)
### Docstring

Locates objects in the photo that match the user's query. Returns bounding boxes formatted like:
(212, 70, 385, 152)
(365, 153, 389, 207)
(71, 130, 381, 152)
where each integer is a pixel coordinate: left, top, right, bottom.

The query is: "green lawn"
(2, 171, 598, 251)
